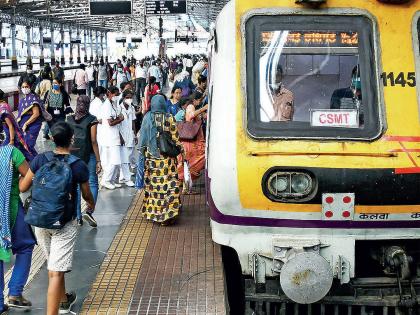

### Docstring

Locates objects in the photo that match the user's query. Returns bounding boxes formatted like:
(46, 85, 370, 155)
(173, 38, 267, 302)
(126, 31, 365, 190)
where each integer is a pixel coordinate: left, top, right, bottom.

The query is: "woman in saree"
(0, 90, 33, 161)
(16, 81, 43, 159)
(177, 102, 206, 193)
(0, 145, 36, 312)
(137, 95, 184, 226)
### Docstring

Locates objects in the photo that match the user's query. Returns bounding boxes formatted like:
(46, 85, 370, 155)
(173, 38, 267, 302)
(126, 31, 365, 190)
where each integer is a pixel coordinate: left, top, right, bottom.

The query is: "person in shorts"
(19, 122, 95, 315)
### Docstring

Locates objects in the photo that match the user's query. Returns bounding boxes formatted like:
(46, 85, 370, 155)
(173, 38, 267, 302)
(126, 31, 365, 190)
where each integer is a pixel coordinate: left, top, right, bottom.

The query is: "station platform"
(5, 170, 227, 314)
(80, 180, 227, 315)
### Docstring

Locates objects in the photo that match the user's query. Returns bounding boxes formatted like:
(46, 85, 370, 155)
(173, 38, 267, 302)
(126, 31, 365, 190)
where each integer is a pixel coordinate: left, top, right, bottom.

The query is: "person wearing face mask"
(112, 65, 130, 90)
(100, 86, 124, 190)
(43, 79, 72, 132)
(118, 90, 136, 187)
(16, 81, 43, 160)
(18, 66, 37, 91)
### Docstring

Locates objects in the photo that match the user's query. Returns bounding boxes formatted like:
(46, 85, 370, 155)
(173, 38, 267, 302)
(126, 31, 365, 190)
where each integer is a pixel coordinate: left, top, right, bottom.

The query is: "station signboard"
(90, 0, 132, 15)
(145, 0, 187, 15)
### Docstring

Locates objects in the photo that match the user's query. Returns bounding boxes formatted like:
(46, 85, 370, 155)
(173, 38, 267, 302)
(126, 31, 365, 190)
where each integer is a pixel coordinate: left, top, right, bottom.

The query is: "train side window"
(245, 15, 382, 140)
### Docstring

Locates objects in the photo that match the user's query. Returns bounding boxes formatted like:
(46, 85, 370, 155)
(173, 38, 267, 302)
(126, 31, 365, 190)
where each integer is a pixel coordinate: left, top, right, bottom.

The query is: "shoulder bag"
(177, 119, 202, 141)
(155, 113, 181, 158)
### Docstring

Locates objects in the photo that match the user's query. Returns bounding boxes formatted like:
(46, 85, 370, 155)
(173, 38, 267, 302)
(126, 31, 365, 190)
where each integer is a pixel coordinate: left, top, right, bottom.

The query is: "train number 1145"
(381, 72, 416, 87)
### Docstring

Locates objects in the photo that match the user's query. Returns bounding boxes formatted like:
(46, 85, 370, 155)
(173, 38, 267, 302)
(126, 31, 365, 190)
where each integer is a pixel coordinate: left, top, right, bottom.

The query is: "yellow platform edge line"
(80, 190, 154, 315)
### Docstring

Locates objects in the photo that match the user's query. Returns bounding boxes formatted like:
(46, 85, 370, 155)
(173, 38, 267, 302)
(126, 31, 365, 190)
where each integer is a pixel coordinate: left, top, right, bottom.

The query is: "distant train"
(206, 0, 420, 314)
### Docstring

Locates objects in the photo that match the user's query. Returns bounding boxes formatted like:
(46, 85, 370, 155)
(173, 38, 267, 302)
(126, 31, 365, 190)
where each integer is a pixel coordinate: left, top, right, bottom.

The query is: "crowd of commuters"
(0, 53, 208, 314)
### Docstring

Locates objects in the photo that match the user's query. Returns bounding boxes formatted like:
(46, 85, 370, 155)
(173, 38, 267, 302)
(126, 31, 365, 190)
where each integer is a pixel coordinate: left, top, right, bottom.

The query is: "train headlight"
(263, 170, 316, 202)
(291, 174, 312, 194)
(269, 175, 289, 193)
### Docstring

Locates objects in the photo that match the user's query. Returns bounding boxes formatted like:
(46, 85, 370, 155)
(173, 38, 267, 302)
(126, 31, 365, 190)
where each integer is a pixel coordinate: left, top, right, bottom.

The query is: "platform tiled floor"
(82, 182, 227, 315)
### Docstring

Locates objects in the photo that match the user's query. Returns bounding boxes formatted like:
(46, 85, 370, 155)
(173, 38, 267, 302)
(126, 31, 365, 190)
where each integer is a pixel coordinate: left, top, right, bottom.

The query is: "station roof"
(0, 0, 228, 33)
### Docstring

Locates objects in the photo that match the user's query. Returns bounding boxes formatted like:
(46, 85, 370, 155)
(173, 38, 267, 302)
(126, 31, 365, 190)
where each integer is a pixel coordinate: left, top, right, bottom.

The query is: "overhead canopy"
(0, 0, 229, 33)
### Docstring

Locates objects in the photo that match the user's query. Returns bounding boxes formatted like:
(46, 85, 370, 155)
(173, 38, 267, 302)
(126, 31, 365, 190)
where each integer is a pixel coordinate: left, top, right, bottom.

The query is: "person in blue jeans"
(67, 95, 101, 227)
(0, 145, 36, 314)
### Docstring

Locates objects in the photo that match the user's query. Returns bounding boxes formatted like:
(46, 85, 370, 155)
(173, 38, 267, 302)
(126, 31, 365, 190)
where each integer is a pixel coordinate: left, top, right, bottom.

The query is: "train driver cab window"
(246, 15, 382, 139)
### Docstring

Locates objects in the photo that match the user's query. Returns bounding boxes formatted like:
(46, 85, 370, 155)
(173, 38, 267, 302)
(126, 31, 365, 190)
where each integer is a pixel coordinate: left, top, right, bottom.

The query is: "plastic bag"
(135, 155, 145, 190)
(183, 161, 193, 192)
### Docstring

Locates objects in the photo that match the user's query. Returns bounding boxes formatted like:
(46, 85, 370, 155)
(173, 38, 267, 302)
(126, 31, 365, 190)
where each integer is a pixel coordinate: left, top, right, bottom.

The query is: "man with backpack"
(19, 122, 95, 315)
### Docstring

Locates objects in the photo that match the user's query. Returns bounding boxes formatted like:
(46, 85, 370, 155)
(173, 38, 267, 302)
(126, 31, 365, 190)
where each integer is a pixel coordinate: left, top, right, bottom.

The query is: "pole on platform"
(89, 29, 93, 62)
(100, 32, 104, 59)
(26, 26, 32, 66)
(39, 26, 44, 67)
(0, 22, 3, 72)
(60, 25, 65, 65)
(69, 28, 74, 64)
(76, 27, 81, 64)
(50, 25, 56, 65)
(11, 16, 18, 70)
(83, 29, 88, 63)
(95, 30, 99, 63)
(104, 32, 108, 62)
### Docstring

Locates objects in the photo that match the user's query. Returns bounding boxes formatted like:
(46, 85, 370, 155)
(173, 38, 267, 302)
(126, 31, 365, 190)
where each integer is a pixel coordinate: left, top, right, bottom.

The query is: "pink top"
(74, 69, 88, 90)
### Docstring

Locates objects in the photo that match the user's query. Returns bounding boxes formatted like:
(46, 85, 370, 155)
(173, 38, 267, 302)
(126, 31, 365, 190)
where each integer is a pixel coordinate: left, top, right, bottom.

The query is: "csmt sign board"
(90, 0, 132, 15)
(145, 0, 187, 15)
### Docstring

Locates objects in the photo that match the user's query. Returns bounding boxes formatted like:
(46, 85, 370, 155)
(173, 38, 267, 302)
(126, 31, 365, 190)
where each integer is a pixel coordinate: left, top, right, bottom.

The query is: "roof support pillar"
(89, 29, 93, 62)
(83, 30, 88, 62)
(100, 32, 104, 59)
(69, 28, 74, 64)
(0, 22, 3, 72)
(95, 30, 99, 62)
(76, 27, 81, 64)
(60, 25, 65, 65)
(39, 26, 44, 67)
(104, 32, 108, 62)
(11, 18, 18, 70)
(26, 26, 32, 67)
(50, 26, 56, 65)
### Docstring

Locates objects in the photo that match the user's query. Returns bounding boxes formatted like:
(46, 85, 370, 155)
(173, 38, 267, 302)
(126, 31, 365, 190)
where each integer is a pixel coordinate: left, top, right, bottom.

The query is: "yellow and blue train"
(207, 0, 420, 313)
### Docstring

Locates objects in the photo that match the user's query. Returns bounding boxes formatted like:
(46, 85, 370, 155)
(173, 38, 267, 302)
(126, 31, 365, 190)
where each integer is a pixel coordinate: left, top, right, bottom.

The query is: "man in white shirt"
(185, 55, 193, 76)
(147, 61, 162, 89)
(74, 64, 89, 95)
(99, 86, 124, 190)
(118, 89, 136, 187)
(85, 62, 96, 98)
(135, 61, 147, 104)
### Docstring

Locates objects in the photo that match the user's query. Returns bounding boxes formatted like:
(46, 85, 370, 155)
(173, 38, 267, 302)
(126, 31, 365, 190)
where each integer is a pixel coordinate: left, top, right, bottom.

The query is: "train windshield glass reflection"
(259, 30, 363, 128)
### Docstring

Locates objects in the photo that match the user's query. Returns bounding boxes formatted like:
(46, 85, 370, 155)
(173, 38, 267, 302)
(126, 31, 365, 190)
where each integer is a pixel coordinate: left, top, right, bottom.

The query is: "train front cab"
(206, 0, 420, 313)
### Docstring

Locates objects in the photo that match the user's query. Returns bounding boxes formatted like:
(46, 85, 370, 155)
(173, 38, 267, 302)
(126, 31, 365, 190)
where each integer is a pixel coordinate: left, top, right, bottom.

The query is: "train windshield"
(246, 15, 381, 139)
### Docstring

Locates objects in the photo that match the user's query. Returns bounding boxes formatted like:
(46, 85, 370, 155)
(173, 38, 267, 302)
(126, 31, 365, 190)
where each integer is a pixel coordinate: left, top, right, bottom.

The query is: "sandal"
(7, 295, 32, 309)
(161, 217, 177, 226)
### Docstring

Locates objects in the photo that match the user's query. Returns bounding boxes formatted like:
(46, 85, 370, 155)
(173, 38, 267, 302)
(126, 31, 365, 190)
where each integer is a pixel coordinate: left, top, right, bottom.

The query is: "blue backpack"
(25, 152, 79, 229)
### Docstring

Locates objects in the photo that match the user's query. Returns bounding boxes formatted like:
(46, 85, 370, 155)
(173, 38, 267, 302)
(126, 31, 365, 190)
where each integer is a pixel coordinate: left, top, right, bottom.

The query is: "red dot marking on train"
(325, 197, 334, 204)
(342, 211, 351, 218)
(343, 196, 352, 204)
(325, 211, 334, 218)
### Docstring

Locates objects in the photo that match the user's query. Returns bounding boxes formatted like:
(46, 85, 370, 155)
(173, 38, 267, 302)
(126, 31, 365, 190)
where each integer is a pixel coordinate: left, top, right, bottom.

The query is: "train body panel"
(207, 0, 420, 308)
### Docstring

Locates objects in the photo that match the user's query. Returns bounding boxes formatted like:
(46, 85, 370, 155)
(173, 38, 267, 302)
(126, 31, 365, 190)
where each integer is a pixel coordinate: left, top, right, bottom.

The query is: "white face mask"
(22, 87, 31, 95)
(112, 96, 119, 103)
(125, 98, 133, 105)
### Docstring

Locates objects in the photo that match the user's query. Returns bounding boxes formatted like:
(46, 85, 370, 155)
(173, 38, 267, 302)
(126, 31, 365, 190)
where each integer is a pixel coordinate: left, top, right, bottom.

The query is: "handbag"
(177, 119, 202, 141)
(155, 113, 181, 158)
